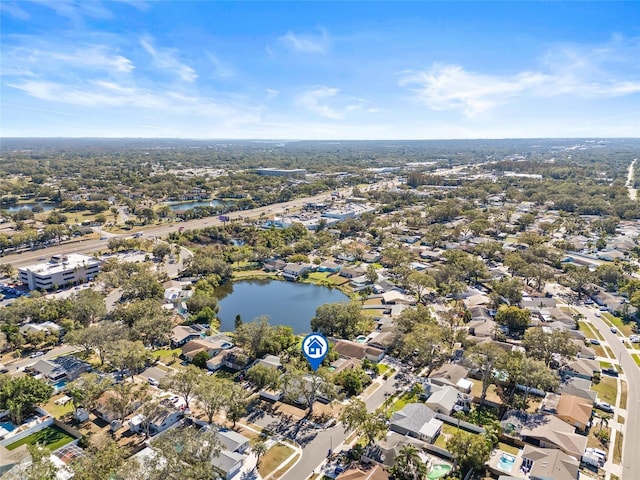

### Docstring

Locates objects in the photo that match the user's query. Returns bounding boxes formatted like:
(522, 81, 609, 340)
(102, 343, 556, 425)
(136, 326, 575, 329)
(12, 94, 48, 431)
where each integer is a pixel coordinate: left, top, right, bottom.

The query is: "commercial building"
(255, 168, 307, 177)
(18, 254, 101, 290)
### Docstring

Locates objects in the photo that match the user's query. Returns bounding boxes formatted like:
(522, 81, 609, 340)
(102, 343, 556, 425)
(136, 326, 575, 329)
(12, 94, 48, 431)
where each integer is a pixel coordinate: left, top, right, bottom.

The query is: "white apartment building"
(18, 254, 101, 291)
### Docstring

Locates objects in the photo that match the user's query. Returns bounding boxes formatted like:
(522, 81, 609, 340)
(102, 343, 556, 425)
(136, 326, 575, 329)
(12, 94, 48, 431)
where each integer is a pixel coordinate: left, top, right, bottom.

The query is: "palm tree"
(253, 441, 267, 467)
(389, 445, 428, 480)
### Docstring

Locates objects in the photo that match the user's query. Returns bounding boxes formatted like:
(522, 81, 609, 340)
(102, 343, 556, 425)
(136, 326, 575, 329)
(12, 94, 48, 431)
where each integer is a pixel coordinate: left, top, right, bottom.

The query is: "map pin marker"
(302, 333, 329, 371)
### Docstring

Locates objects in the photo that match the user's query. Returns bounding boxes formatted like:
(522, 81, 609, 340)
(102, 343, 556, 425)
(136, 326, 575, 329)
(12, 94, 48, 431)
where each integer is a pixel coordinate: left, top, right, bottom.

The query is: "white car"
(596, 401, 614, 413)
(148, 377, 160, 387)
(629, 335, 640, 343)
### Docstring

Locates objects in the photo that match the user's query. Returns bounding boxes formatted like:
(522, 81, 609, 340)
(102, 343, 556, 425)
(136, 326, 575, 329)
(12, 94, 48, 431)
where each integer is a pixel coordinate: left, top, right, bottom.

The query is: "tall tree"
(71, 289, 107, 326)
(388, 444, 428, 480)
(66, 372, 113, 413)
(3, 444, 57, 480)
(146, 426, 222, 480)
(446, 430, 491, 474)
(465, 343, 506, 405)
(0, 376, 53, 424)
(161, 364, 203, 410)
(495, 305, 531, 336)
(522, 328, 578, 367)
(339, 399, 387, 445)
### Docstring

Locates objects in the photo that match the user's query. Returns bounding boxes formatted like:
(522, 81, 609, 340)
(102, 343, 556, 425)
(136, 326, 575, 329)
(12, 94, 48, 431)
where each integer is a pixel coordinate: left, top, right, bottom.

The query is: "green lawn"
(151, 348, 182, 362)
(632, 354, 640, 367)
(592, 376, 617, 405)
(579, 322, 605, 341)
(5, 425, 75, 451)
(602, 313, 635, 337)
(257, 443, 294, 478)
(390, 390, 420, 412)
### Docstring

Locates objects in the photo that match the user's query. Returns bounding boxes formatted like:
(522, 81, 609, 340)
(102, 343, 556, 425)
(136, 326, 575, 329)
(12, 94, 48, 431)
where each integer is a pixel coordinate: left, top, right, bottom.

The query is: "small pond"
(215, 279, 349, 334)
(1, 202, 57, 212)
(166, 200, 228, 211)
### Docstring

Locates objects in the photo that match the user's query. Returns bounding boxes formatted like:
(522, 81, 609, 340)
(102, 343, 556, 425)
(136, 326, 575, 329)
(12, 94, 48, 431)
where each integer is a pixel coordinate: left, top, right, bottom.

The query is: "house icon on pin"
(307, 337, 324, 356)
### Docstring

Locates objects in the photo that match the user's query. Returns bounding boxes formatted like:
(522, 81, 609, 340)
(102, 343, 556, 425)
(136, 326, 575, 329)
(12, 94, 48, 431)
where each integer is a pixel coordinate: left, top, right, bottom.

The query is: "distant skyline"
(1, 1, 639, 139)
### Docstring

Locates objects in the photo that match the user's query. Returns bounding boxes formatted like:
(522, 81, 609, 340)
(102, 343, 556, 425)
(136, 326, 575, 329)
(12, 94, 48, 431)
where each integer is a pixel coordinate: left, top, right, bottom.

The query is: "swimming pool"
(53, 379, 68, 392)
(0, 419, 17, 438)
(498, 453, 516, 472)
(427, 464, 452, 480)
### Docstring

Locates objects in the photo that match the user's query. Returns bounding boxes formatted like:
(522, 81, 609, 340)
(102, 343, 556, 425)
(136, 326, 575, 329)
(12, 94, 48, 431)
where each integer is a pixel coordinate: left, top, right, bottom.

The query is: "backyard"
(5, 425, 76, 452)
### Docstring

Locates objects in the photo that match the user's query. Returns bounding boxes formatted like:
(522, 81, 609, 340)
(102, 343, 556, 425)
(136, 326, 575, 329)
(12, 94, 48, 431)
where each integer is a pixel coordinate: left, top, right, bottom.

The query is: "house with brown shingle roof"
(333, 340, 385, 362)
(502, 410, 587, 459)
(336, 464, 388, 480)
(555, 394, 593, 431)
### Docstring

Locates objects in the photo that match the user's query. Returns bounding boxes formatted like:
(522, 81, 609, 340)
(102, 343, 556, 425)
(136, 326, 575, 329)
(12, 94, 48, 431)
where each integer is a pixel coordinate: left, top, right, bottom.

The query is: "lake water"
(215, 279, 349, 334)
(167, 200, 226, 211)
(1, 202, 57, 212)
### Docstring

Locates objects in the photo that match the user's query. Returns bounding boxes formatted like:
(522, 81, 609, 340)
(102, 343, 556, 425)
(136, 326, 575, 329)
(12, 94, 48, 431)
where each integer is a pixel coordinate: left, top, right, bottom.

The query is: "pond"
(166, 200, 227, 211)
(1, 202, 57, 212)
(215, 279, 349, 334)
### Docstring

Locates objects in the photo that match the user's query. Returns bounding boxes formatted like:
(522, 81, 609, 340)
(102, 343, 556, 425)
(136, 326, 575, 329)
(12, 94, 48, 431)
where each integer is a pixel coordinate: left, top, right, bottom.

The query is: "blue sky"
(1, 1, 639, 139)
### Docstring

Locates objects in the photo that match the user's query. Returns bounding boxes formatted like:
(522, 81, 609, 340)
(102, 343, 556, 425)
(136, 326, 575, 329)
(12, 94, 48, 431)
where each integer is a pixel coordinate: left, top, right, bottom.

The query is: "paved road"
(1, 186, 358, 269)
(2, 344, 81, 372)
(577, 307, 640, 480)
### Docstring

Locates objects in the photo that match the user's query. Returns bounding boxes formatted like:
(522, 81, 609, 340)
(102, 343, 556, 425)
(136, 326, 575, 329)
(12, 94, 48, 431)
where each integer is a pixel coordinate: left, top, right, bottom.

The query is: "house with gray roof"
(521, 445, 579, 480)
(389, 403, 442, 443)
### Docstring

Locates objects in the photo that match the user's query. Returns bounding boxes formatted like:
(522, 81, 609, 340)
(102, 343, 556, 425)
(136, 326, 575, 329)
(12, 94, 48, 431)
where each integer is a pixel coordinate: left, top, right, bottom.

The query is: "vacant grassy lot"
(258, 443, 295, 478)
(592, 376, 617, 405)
(6, 425, 75, 451)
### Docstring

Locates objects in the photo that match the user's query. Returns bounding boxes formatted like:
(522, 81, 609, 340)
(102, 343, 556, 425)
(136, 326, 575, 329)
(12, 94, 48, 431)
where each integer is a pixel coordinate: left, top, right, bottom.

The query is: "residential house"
(28, 355, 91, 382)
(171, 324, 208, 347)
(558, 378, 598, 404)
(212, 429, 251, 454)
(381, 290, 416, 305)
(221, 349, 249, 371)
(263, 259, 286, 272)
(336, 464, 389, 480)
(521, 445, 579, 480)
(501, 410, 587, 459)
(212, 449, 244, 479)
(95, 390, 142, 423)
(128, 401, 183, 436)
(562, 358, 600, 381)
(429, 364, 472, 393)
(282, 263, 311, 281)
(19, 321, 63, 338)
(333, 340, 385, 363)
(317, 260, 341, 273)
(419, 381, 460, 415)
(340, 266, 367, 279)
(363, 431, 427, 468)
(554, 394, 593, 431)
(181, 333, 234, 365)
(361, 252, 382, 264)
(389, 403, 443, 443)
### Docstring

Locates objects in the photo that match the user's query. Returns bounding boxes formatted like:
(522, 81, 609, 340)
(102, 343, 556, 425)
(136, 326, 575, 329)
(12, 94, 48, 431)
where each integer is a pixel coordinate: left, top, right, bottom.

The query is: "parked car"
(595, 401, 614, 413)
(29, 351, 45, 358)
(148, 377, 160, 387)
(589, 339, 600, 345)
(629, 335, 640, 343)
(602, 368, 619, 377)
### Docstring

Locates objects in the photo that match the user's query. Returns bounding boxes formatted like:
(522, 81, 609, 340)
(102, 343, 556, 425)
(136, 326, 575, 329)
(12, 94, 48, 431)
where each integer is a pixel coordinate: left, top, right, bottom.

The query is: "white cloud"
(399, 64, 549, 117)
(296, 86, 366, 120)
(205, 53, 234, 79)
(0, 2, 30, 20)
(0, 42, 135, 76)
(277, 29, 330, 54)
(399, 38, 640, 118)
(265, 89, 279, 100)
(141, 37, 198, 82)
